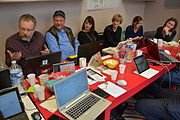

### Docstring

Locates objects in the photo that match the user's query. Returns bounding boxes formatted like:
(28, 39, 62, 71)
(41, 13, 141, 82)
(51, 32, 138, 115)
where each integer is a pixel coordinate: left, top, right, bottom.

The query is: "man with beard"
(45, 10, 79, 60)
(5, 14, 50, 69)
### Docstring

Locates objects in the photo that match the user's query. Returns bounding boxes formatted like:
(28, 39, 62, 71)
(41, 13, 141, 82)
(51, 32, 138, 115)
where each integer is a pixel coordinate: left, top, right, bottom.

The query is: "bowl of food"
(103, 59, 119, 69)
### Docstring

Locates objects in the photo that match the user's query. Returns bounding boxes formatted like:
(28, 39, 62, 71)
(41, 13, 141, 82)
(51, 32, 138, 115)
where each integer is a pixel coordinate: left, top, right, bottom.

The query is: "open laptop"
(24, 51, 61, 76)
(77, 41, 104, 63)
(146, 41, 180, 63)
(0, 69, 12, 90)
(0, 87, 29, 120)
(133, 54, 159, 79)
(54, 68, 111, 120)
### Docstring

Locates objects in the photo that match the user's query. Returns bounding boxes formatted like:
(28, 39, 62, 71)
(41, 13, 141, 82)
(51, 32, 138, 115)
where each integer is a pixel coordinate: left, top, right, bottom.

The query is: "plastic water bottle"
(9, 61, 24, 93)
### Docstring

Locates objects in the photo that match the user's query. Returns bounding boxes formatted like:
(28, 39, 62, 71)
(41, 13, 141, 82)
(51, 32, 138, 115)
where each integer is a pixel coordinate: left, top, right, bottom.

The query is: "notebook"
(146, 41, 180, 63)
(54, 68, 111, 120)
(133, 55, 159, 79)
(78, 41, 104, 63)
(0, 87, 29, 120)
(0, 69, 12, 90)
(24, 51, 61, 76)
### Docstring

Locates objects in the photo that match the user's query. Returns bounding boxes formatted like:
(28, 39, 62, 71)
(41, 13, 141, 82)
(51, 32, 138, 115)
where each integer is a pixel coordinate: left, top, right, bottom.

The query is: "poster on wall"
(87, 0, 119, 10)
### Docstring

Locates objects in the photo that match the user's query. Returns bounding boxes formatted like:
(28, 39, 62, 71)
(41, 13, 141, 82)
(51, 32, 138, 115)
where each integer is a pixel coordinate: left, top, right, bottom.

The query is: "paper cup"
(36, 86, 45, 101)
(79, 57, 87, 68)
(111, 70, 118, 81)
(27, 73, 36, 86)
(34, 84, 40, 99)
(158, 39, 163, 47)
(119, 64, 126, 74)
(39, 74, 49, 86)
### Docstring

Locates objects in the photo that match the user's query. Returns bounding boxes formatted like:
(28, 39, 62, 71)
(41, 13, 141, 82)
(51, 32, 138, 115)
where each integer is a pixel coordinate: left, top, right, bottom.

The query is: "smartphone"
(48, 114, 66, 120)
(92, 88, 110, 98)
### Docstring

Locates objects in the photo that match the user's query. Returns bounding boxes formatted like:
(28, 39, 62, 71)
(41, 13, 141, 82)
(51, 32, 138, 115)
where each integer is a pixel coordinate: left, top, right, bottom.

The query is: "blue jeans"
(147, 66, 180, 96)
(136, 89, 180, 120)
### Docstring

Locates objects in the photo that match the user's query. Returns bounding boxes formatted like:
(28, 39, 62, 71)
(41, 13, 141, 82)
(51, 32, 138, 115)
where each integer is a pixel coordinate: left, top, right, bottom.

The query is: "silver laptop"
(133, 55, 159, 79)
(54, 68, 111, 120)
(0, 87, 29, 120)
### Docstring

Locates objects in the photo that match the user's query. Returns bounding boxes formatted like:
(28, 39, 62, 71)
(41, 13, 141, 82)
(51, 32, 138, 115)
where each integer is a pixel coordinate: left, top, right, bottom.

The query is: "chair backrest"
(144, 31, 156, 39)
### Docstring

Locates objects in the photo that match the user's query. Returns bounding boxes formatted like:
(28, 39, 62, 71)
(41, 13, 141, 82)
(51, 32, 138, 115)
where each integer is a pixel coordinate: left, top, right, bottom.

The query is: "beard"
(21, 36, 31, 42)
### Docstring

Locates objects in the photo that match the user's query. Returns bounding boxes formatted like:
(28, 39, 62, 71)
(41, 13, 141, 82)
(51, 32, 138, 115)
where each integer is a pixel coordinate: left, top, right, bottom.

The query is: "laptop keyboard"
(65, 94, 100, 119)
(10, 113, 29, 120)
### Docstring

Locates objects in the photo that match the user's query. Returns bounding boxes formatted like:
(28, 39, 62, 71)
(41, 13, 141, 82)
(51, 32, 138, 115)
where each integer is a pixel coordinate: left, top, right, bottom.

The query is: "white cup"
(158, 39, 163, 47)
(79, 57, 87, 68)
(34, 84, 40, 99)
(153, 38, 158, 44)
(36, 86, 45, 101)
(119, 64, 126, 74)
(27, 73, 36, 86)
(136, 50, 143, 57)
(39, 74, 49, 86)
(111, 70, 118, 81)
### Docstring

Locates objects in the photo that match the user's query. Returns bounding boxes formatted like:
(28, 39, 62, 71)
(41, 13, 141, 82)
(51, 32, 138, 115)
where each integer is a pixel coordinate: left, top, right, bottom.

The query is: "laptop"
(24, 51, 61, 76)
(146, 41, 180, 63)
(133, 54, 159, 79)
(0, 87, 29, 120)
(54, 68, 111, 120)
(77, 41, 104, 63)
(0, 69, 12, 90)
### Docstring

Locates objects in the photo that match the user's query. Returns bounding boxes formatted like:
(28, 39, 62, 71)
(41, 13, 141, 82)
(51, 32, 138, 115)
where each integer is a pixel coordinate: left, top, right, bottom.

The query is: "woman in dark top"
(103, 14, 123, 48)
(78, 16, 100, 45)
(125, 16, 143, 40)
(155, 17, 178, 42)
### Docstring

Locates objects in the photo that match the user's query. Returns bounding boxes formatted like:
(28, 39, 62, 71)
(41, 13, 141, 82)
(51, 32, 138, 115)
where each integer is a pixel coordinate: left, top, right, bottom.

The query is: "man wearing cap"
(45, 10, 79, 60)
(5, 14, 50, 69)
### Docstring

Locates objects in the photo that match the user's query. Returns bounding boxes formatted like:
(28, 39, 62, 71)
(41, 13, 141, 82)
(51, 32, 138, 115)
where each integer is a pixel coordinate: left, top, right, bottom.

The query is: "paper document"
(134, 68, 159, 79)
(98, 82, 127, 98)
(40, 95, 58, 113)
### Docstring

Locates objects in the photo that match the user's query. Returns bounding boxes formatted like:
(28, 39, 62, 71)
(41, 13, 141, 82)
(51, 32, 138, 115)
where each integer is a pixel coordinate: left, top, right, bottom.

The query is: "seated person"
(5, 14, 49, 70)
(125, 16, 143, 40)
(136, 52, 180, 120)
(103, 14, 123, 48)
(45, 10, 80, 60)
(78, 16, 101, 45)
(155, 17, 178, 42)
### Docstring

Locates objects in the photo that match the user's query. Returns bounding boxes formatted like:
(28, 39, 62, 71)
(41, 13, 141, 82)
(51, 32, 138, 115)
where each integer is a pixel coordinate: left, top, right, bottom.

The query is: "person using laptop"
(136, 52, 180, 120)
(155, 17, 178, 42)
(103, 14, 123, 48)
(78, 16, 101, 45)
(125, 16, 143, 41)
(45, 10, 80, 60)
(5, 14, 50, 69)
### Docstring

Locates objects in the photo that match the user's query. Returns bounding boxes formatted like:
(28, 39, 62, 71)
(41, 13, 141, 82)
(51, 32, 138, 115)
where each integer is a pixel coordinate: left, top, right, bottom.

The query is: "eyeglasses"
(19, 27, 34, 32)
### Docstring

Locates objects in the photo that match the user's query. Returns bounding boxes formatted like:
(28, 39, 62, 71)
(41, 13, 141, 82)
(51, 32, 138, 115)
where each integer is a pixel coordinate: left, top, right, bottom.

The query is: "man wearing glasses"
(5, 14, 50, 69)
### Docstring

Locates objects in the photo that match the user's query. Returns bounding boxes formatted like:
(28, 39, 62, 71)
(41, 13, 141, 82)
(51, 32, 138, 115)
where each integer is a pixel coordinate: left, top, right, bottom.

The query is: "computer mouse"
(116, 80, 127, 86)
(31, 112, 41, 120)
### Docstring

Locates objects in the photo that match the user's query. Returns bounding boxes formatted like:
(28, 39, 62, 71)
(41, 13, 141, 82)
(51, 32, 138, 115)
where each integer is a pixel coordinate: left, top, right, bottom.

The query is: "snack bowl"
(103, 59, 119, 69)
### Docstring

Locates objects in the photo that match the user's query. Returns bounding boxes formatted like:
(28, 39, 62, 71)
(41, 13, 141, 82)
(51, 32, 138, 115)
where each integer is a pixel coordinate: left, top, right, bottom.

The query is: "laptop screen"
(24, 51, 61, 76)
(78, 41, 103, 62)
(0, 88, 23, 119)
(0, 70, 12, 90)
(54, 69, 89, 110)
(133, 55, 150, 74)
